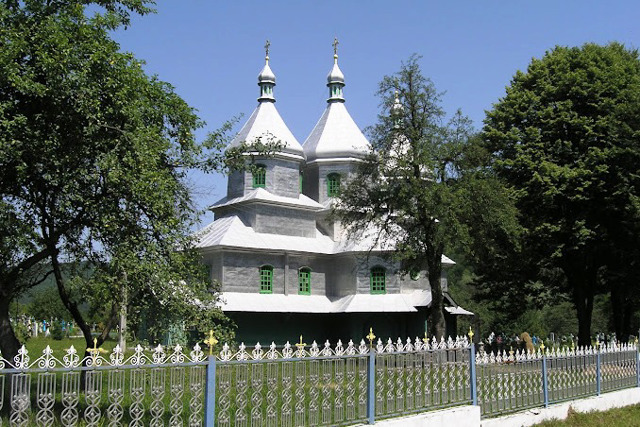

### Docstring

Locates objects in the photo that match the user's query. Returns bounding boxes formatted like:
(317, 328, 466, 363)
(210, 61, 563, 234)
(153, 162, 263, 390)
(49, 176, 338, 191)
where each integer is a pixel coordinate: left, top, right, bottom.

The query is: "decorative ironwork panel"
(250, 363, 264, 427)
(334, 358, 345, 423)
(405, 352, 414, 411)
(375, 353, 385, 416)
(265, 362, 279, 427)
(602, 347, 636, 392)
(106, 369, 124, 426)
(217, 364, 232, 427)
(294, 361, 306, 426)
(61, 371, 81, 426)
(357, 356, 367, 419)
(36, 372, 56, 426)
(129, 368, 146, 427)
(395, 352, 404, 413)
(189, 365, 206, 427)
(320, 359, 332, 424)
(234, 363, 249, 427)
(169, 366, 185, 426)
(84, 370, 103, 426)
(280, 360, 294, 427)
(345, 357, 356, 421)
(10, 373, 30, 427)
(150, 367, 166, 426)
(308, 360, 320, 425)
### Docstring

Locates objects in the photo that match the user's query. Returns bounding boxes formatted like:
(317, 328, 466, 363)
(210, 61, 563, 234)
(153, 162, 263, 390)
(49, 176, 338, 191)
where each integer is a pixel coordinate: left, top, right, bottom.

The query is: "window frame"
(298, 267, 311, 295)
(259, 265, 273, 294)
(370, 266, 386, 294)
(327, 173, 341, 197)
(252, 164, 267, 188)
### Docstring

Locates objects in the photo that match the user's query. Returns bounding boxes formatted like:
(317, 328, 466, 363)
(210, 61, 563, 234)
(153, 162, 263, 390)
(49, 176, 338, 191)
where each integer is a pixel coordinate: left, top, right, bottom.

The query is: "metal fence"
(476, 342, 639, 418)
(0, 336, 638, 425)
(0, 335, 471, 426)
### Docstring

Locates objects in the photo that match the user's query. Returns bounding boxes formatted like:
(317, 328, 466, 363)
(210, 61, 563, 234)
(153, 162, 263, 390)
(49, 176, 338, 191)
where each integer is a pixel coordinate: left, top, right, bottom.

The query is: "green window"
(370, 266, 386, 294)
(327, 173, 341, 197)
(259, 265, 273, 294)
(253, 165, 266, 188)
(298, 267, 311, 295)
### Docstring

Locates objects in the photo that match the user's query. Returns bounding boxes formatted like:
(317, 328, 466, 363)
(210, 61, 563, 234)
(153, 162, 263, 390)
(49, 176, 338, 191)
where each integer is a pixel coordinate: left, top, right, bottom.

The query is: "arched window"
(327, 173, 341, 197)
(252, 164, 266, 188)
(298, 267, 311, 295)
(370, 266, 386, 294)
(259, 265, 273, 294)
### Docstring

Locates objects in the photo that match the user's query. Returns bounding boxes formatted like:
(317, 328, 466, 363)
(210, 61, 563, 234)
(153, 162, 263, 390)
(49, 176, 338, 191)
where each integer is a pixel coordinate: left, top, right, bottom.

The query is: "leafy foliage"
(335, 55, 514, 338)
(483, 43, 640, 344)
(0, 0, 239, 360)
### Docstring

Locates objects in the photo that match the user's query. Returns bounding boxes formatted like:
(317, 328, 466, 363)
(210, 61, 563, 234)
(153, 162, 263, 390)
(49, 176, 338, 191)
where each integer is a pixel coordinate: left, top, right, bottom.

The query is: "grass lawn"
(534, 405, 640, 426)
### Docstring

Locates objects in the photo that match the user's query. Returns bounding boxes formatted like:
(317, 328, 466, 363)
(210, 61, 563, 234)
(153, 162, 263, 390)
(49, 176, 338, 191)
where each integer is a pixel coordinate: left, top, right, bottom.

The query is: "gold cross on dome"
(366, 327, 376, 348)
(264, 40, 270, 58)
(204, 330, 218, 356)
(333, 37, 339, 56)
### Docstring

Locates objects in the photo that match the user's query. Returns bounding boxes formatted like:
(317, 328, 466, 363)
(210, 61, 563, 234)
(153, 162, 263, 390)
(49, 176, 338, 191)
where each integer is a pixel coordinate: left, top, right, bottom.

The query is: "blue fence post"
(541, 342, 549, 408)
(367, 347, 376, 424)
(596, 342, 601, 396)
(469, 328, 477, 406)
(204, 355, 217, 427)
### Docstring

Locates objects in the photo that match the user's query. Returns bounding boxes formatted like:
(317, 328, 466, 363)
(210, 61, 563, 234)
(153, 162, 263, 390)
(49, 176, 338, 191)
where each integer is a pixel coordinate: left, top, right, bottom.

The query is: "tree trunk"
(118, 286, 127, 353)
(0, 293, 20, 364)
(571, 274, 595, 347)
(427, 250, 446, 340)
(610, 285, 634, 343)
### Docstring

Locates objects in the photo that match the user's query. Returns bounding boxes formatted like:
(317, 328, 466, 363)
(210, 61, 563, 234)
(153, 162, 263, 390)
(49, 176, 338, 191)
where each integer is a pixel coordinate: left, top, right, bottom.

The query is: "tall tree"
(0, 0, 239, 362)
(335, 55, 515, 339)
(483, 43, 640, 345)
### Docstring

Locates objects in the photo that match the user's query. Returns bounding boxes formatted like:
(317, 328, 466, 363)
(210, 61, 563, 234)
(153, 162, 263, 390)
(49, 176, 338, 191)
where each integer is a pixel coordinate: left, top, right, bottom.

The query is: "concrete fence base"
(482, 388, 640, 427)
(368, 388, 640, 426)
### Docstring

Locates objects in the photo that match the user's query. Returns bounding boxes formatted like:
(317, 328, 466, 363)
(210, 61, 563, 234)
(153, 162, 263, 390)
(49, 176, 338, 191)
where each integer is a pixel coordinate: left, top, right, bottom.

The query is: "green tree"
(0, 0, 241, 362)
(335, 55, 517, 339)
(483, 43, 640, 345)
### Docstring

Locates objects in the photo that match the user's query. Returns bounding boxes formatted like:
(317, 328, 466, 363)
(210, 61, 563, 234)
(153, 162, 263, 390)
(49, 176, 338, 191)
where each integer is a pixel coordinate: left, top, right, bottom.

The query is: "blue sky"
(112, 1, 640, 225)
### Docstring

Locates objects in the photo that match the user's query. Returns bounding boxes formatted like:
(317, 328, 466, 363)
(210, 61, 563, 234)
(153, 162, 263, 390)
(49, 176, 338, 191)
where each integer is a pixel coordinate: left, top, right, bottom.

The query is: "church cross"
(333, 37, 339, 55)
(264, 40, 271, 58)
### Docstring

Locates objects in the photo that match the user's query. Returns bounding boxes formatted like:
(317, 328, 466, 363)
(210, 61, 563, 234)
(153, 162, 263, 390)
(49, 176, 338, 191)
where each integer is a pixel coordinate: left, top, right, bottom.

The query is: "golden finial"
(204, 330, 218, 356)
(264, 39, 271, 61)
(635, 336, 638, 345)
(366, 327, 376, 348)
(296, 335, 306, 350)
(468, 326, 474, 341)
(540, 340, 545, 352)
(422, 331, 429, 344)
(333, 37, 339, 57)
(509, 346, 514, 357)
(89, 337, 105, 363)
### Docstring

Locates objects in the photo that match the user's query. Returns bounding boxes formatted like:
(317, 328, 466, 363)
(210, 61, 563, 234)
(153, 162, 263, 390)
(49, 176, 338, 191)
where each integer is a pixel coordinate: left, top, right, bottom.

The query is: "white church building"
(195, 45, 471, 344)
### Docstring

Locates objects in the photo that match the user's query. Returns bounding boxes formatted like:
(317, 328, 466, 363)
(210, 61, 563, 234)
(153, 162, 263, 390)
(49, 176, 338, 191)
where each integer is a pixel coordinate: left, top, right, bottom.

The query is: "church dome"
(258, 58, 276, 84)
(327, 55, 345, 84)
(303, 43, 370, 163)
(226, 44, 304, 160)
